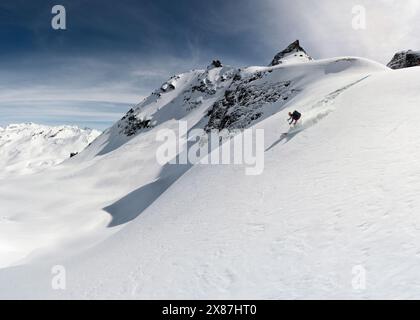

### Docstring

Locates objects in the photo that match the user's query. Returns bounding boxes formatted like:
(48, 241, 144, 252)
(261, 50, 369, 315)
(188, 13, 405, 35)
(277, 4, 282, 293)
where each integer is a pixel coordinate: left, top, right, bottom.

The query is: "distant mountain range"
(0, 123, 100, 177)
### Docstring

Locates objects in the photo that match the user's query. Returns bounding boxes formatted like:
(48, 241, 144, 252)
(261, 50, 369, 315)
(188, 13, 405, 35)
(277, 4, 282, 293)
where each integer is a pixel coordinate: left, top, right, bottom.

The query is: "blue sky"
(1, 0, 420, 129)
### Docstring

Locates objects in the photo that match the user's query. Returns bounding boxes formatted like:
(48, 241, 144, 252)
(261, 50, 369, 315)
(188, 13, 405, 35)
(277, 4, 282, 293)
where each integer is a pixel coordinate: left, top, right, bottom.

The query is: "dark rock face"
(118, 108, 153, 136)
(160, 75, 180, 93)
(117, 67, 237, 137)
(191, 80, 217, 95)
(387, 50, 420, 69)
(205, 72, 299, 131)
(269, 40, 312, 66)
(208, 60, 222, 68)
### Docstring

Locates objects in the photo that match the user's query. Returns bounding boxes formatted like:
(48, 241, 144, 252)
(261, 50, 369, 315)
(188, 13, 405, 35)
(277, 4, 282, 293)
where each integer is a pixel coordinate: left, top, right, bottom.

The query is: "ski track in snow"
(266, 75, 370, 151)
(288, 76, 371, 140)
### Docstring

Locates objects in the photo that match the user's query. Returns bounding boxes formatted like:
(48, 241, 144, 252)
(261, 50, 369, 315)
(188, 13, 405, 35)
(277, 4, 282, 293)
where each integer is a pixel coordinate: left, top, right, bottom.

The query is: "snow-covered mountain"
(387, 50, 420, 69)
(79, 41, 314, 159)
(78, 61, 237, 160)
(2, 41, 420, 299)
(0, 123, 100, 177)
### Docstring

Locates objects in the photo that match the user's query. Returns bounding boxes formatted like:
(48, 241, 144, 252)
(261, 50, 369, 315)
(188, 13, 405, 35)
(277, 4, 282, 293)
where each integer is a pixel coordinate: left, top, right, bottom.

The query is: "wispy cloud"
(0, 100, 131, 130)
(256, 0, 420, 63)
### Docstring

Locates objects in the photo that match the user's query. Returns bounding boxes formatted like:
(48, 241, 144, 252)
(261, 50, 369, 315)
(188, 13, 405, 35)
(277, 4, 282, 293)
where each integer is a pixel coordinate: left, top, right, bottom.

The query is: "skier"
(288, 110, 301, 126)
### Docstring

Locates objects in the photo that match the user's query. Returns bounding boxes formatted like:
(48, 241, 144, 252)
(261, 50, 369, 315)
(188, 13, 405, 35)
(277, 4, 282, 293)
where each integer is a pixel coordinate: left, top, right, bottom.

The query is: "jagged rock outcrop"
(118, 108, 154, 136)
(114, 67, 237, 138)
(205, 71, 299, 131)
(160, 75, 179, 93)
(208, 60, 222, 69)
(387, 50, 420, 70)
(114, 41, 312, 137)
(204, 41, 314, 131)
(269, 40, 312, 66)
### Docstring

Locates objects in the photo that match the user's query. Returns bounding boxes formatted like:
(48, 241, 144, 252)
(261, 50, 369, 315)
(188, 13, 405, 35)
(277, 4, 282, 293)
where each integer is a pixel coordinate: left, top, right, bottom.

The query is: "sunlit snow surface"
(2, 56, 420, 299)
(0, 123, 100, 178)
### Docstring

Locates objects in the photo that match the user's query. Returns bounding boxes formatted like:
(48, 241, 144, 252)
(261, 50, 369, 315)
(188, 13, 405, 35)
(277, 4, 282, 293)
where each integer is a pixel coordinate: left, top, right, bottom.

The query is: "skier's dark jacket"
(291, 110, 302, 120)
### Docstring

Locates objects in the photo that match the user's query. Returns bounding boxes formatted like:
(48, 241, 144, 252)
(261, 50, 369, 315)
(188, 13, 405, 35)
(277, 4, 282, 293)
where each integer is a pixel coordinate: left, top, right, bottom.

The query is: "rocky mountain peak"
(269, 40, 312, 66)
(207, 59, 223, 69)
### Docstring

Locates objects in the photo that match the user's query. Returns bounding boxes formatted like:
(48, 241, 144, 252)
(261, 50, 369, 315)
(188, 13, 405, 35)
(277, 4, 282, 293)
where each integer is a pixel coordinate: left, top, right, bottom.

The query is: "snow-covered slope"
(78, 63, 236, 160)
(0, 123, 100, 177)
(3, 41, 420, 299)
(0, 63, 237, 270)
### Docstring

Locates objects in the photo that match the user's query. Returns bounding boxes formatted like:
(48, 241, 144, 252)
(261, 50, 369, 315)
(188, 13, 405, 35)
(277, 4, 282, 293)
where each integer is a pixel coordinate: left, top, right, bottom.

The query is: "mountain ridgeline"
(107, 41, 312, 140)
(84, 40, 420, 159)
